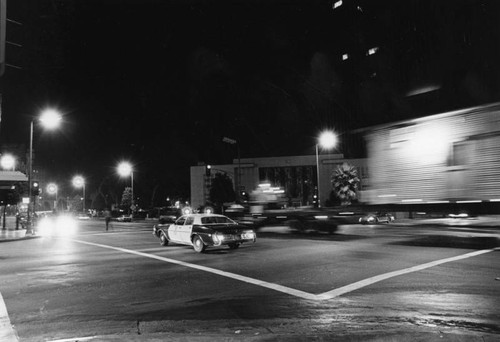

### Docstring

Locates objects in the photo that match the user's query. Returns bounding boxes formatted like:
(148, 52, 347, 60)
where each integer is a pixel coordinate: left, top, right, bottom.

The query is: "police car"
(153, 213, 256, 253)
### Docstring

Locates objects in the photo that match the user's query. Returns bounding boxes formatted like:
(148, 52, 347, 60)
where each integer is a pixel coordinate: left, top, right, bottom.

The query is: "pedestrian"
(25, 212, 38, 236)
(104, 208, 112, 231)
(15, 210, 20, 230)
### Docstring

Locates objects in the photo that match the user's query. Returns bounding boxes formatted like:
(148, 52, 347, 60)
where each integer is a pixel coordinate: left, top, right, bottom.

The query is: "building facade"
(360, 102, 500, 208)
(190, 154, 367, 209)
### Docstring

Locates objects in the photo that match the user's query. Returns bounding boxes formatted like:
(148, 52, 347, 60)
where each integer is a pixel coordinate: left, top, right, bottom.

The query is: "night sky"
(1, 0, 500, 206)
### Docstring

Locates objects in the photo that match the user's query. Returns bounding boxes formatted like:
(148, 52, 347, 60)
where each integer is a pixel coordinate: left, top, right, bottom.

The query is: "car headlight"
(242, 231, 255, 239)
(55, 216, 78, 236)
(38, 217, 54, 236)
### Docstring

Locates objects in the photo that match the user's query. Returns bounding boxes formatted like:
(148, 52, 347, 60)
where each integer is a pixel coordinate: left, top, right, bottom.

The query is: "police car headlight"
(242, 231, 255, 239)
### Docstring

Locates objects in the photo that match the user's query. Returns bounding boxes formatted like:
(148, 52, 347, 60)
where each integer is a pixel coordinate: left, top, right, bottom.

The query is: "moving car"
(153, 213, 256, 253)
(359, 212, 395, 224)
(116, 215, 132, 222)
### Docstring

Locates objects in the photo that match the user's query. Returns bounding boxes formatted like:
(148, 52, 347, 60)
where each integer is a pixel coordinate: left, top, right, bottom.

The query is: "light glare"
(73, 175, 85, 188)
(46, 183, 58, 195)
(318, 131, 337, 149)
(117, 162, 133, 177)
(39, 109, 62, 129)
(0, 154, 16, 170)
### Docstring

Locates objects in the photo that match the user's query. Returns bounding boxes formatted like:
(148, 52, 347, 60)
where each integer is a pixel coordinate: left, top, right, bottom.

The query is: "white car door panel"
(178, 216, 194, 244)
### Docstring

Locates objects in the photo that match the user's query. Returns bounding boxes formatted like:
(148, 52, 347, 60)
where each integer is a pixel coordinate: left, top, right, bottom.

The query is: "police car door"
(178, 215, 194, 244)
(170, 216, 186, 242)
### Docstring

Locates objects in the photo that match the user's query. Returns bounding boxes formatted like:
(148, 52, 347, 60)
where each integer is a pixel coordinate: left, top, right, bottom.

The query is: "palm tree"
(331, 162, 360, 206)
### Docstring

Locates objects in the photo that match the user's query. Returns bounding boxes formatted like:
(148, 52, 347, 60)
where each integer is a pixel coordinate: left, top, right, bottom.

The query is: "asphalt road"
(1, 219, 499, 341)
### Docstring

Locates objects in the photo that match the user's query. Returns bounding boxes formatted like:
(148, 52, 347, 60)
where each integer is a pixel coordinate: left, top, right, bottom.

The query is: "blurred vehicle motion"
(359, 212, 395, 224)
(116, 215, 132, 222)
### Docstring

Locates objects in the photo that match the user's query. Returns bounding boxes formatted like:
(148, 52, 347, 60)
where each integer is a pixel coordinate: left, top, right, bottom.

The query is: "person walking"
(104, 208, 112, 231)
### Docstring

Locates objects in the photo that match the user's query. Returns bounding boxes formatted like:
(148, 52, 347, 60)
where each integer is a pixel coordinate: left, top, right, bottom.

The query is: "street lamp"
(28, 109, 62, 224)
(117, 161, 134, 211)
(0, 154, 16, 170)
(315, 130, 337, 208)
(72, 175, 85, 213)
(46, 183, 58, 211)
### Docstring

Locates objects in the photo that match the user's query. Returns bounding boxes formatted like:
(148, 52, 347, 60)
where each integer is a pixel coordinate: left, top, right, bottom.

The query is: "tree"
(120, 187, 132, 211)
(331, 162, 360, 206)
(209, 173, 235, 212)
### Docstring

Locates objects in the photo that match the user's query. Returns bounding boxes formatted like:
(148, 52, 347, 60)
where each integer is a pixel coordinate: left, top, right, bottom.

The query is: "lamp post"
(315, 130, 337, 208)
(72, 175, 85, 213)
(117, 161, 134, 212)
(46, 183, 58, 211)
(28, 109, 62, 224)
(222, 136, 241, 201)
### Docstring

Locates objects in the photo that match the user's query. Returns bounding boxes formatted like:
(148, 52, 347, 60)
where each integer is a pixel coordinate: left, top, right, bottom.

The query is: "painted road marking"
(70, 239, 319, 300)
(2, 244, 497, 340)
(317, 248, 499, 300)
(69, 239, 499, 301)
(0, 291, 18, 342)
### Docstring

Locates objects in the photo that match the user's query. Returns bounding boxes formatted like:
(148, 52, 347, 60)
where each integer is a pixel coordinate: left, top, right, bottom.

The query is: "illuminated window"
(333, 0, 343, 9)
(367, 47, 379, 56)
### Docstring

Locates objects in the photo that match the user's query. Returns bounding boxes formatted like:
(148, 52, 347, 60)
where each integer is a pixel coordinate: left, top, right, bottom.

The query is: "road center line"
(68, 239, 498, 302)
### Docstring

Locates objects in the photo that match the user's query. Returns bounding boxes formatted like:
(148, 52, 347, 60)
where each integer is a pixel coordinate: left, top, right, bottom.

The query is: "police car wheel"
(193, 235, 206, 253)
(160, 232, 169, 246)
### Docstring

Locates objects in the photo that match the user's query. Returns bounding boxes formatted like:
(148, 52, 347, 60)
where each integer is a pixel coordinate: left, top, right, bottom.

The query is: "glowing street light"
(117, 161, 134, 211)
(0, 154, 16, 170)
(72, 175, 86, 213)
(39, 109, 62, 129)
(28, 109, 62, 224)
(316, 130, 337, 208)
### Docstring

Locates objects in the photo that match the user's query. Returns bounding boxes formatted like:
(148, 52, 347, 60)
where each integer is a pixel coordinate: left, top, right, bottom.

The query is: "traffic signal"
(240, 190, 249, 202)
(205, 165, 211, 177)
(32, 181, 40, 196)
(312, 187, 319, 208)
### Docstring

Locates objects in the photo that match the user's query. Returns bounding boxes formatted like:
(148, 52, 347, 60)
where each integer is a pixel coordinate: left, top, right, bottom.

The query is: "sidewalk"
(0, 227, 38, 242)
